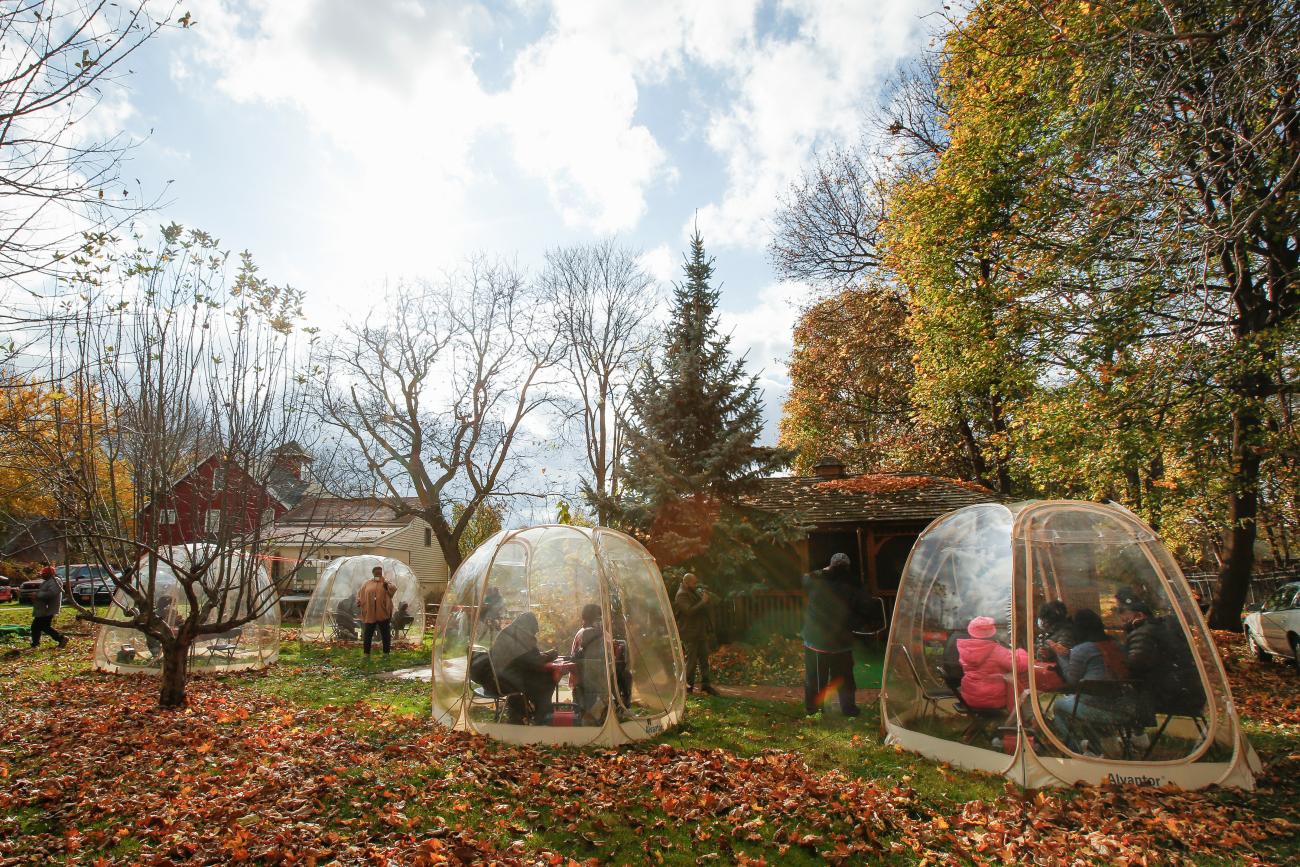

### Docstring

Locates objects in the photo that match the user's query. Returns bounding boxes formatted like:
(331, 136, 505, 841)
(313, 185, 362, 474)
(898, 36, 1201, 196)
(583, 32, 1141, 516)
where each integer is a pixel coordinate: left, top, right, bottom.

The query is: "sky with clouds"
(116, 0, 938, 446)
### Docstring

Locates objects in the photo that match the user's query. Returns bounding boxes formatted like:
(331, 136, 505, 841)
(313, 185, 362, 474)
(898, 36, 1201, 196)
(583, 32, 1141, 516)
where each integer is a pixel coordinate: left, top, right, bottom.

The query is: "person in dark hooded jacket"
(30, 565, 68, 648)
(1115, 587, 1205, 720)
(489, 612, 558, 724)
(801, 553, 872, 716)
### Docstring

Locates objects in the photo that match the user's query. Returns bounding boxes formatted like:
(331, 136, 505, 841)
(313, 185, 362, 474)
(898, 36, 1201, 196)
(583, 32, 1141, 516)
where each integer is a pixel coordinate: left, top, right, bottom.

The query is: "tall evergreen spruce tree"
(609, 229, 792, 592)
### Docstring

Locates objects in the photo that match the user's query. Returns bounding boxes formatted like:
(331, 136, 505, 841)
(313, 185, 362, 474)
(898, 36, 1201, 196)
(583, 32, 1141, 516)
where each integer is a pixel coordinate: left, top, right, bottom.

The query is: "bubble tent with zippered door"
(880, 500, 1259, 790)
(299, 556, 425, 644)
(431, 525, 686, 745)
(93, 544, 281, 674)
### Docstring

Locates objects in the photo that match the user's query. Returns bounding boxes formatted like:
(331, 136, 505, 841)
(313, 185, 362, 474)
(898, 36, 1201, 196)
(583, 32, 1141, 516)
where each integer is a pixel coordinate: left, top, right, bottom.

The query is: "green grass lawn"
(0, 627, 1296, 865)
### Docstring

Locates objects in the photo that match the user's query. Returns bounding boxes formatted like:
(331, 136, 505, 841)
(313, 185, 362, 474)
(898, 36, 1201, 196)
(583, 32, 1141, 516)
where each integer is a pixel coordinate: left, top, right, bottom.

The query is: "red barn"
(139, 443, 314, 544)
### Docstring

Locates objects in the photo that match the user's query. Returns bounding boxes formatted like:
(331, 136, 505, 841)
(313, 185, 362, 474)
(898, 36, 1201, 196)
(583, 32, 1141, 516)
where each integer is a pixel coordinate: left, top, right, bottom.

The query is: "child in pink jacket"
(957, 615, 1030, 710)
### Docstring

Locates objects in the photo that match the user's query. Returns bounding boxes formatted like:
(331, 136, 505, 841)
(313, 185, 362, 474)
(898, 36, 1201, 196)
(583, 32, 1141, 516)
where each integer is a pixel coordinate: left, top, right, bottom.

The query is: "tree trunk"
(1210, 400, 1263, 630)
(159, 642, 190, 708)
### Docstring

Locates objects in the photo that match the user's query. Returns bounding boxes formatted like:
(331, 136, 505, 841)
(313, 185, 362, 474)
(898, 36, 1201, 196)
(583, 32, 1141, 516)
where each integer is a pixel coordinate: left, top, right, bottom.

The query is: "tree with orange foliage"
(780, 286, 972, 480)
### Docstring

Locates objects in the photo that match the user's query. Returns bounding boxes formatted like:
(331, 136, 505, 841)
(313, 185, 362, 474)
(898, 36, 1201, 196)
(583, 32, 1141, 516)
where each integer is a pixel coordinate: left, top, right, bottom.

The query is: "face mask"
(1036, 618, 1046, 630)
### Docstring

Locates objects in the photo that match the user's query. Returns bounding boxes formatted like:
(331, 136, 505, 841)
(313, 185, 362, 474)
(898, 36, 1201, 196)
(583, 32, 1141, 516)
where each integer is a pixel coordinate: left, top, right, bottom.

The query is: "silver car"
(1243, 581, 1300, 672)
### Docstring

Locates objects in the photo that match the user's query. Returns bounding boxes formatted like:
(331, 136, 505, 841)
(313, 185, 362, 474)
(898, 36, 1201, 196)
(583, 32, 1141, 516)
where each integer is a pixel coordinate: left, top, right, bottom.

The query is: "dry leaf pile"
(0, 632, 1295, 865)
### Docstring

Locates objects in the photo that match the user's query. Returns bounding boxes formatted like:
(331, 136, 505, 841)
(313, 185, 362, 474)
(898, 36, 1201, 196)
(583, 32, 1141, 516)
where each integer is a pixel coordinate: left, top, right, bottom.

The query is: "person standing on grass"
(31, 565, 68, 649)
(356, 565, 397, 656)
(801, 553, 869, 717)
(674, 572, 719, 695)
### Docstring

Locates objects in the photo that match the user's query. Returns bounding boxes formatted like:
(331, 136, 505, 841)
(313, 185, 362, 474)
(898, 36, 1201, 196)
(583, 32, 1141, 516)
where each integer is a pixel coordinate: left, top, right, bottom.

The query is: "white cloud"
(638, 243, 676, 284)
(500, 33, 666, 232)
(693, 0, 934, 248)
(719, 280, 808, 442)
(178, 0, 493, 283)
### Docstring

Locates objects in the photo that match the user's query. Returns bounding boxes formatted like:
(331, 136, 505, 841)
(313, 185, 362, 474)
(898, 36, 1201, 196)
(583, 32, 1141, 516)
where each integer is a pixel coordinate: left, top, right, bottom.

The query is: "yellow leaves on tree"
(0, 373, 132, 523)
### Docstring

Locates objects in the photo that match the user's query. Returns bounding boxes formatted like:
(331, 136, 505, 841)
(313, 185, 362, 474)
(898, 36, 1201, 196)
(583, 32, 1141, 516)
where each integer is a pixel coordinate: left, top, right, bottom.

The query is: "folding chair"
(1061, 680, 1143, 759)
(331, 611, 359, 641)
(203, 627, 243, 663)
(1142, 708, 1209, 760)
(469, 648, 529, 723)
(897, 645, 955, 724)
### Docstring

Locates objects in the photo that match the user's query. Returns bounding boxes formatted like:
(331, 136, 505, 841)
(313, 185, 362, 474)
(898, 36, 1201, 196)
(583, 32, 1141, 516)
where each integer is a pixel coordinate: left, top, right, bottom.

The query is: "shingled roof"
(745, 472, 999, 526)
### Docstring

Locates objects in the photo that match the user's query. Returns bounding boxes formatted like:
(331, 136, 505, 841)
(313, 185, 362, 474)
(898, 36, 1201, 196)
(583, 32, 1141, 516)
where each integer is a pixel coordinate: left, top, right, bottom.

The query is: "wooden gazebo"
(745, 459, 999, 606)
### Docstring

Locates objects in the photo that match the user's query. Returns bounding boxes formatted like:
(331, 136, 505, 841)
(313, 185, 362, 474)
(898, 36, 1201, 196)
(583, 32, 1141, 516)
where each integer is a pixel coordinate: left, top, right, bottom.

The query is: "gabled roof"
(276, 496, 421, 527)
(261, 523, 406, 548)
(745, 472, 999, 526)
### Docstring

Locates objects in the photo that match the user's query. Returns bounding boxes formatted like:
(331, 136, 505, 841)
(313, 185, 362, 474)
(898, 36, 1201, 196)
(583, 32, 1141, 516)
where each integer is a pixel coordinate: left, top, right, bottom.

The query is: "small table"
(279, 594, 312, 622)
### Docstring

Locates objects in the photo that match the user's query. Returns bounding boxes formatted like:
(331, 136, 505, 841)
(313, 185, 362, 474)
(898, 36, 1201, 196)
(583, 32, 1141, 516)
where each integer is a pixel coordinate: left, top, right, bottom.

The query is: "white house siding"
(387, 517, 450, 600)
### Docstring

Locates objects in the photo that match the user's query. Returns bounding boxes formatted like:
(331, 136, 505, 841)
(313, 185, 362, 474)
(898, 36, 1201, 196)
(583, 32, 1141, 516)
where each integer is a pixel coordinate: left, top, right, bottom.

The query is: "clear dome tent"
(431, 525, 685, 746)
(881, 501, 1259, 790)
(300, 556, 425, 644)
(94, 545, 281, 674)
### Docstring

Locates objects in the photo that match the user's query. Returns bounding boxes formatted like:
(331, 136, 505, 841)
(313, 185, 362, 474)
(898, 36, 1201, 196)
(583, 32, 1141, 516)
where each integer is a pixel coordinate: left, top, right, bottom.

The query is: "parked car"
(56, 564, 120, 600)
(18, 579, 43, 605)
(71, 577, 116, 606)
(1243, 580, 1300, 672)
(0, 579, 13, 603)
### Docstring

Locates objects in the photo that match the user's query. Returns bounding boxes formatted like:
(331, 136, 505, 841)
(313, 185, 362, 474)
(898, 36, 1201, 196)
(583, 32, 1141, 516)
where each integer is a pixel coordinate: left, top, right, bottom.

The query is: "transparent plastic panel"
(1019, 503, 1218, 764)
(596, 529, 682, 724)
(93, 545, 280, 674)
(883, 504, 1016, 752)
(431, 531, 503, 724)
(466, 528, 606, 731)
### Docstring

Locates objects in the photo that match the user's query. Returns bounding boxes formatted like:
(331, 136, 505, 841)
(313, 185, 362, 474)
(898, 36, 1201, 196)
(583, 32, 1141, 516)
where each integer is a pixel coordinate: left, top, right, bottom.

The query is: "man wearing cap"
(801, 553, 870, 717)
(674, 572, 719, 695)
(30, 565, 68, 649)
(1116, 587, 1204, 718)
(357, 565, 397, 656)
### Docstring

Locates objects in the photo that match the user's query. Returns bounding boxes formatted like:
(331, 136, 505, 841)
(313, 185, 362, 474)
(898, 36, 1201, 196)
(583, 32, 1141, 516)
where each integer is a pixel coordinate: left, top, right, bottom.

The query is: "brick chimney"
(812, 456, 847, 479)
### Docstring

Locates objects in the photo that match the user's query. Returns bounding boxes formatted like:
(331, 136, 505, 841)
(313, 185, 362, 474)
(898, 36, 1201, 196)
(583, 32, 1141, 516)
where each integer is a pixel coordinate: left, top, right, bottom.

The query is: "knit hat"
(828, 553, 851, 569)
(967, 616, 997, 639)
(39, 565, 56, 578)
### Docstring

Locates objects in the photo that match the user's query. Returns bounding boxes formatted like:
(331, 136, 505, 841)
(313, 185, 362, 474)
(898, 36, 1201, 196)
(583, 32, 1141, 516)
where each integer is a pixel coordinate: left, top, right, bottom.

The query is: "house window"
(261, 508, 276, 526)
(160, 508, 177, 525)
(424, 527, 432, 547)
(205, 509, 221, 534)
(212, 467, 226, 489)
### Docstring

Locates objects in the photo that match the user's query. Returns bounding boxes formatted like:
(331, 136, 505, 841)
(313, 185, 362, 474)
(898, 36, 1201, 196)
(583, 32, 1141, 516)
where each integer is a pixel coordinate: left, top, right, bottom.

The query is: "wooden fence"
(716, 591, 806, 641)
(1183, 566, 1299, 609)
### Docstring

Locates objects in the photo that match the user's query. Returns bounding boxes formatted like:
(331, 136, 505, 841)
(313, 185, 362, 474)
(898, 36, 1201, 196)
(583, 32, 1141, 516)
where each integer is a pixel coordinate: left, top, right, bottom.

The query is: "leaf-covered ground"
(0, 615, 1296, 865)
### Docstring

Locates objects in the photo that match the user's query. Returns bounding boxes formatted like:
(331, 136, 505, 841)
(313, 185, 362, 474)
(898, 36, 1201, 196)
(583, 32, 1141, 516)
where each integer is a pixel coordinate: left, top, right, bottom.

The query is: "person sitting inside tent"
(489, 612, 559, 725)
(571, 603, 609, 723)
(480, 585, 506, 636)
(1033, 600, 1075, 690)
(1115, 588, 1205, 722)
(941, 624, 970, 692)
(956, 616, 1030, 711)
(391, 601, 415, 638)
(333, 597, 360, 640)
(1048, 608, 1136, 753)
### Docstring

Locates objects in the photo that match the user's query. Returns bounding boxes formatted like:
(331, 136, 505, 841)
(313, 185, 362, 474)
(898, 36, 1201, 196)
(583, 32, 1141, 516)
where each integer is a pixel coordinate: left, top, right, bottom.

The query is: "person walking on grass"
(357, 565, 397, 656)
(31, 565, 68, 649)
(674, 572, 719, 696)
(802, 553, 870, 717)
